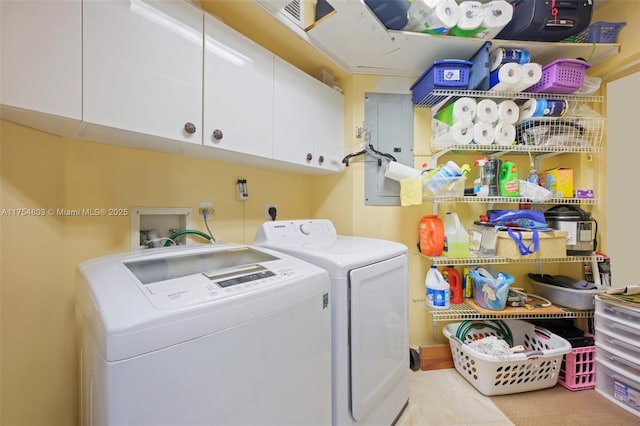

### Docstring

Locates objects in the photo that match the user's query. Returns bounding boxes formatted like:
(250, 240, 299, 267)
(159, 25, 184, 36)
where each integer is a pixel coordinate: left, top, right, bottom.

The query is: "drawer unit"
(594, 296, 640, 417)
(595, 323, 640, 364)
(595, 357, 640, 417)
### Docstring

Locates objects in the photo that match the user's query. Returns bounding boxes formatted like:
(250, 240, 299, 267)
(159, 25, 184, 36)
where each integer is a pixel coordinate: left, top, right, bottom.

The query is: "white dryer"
(255, 220, 409, 426)
(76, 243, 332, 426)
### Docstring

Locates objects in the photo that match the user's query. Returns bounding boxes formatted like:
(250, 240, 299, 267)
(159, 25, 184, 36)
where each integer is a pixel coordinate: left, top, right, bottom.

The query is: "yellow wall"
(2, 1, 639, 425)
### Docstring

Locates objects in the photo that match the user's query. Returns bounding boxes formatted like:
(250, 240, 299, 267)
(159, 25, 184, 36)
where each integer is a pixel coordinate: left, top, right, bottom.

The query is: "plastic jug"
(425, 265, 450, 309)
(499, 161, 520, 197)
(419, 215, 444, 257)
(446, 266, 463, 304)
(443, 212, 470, 258)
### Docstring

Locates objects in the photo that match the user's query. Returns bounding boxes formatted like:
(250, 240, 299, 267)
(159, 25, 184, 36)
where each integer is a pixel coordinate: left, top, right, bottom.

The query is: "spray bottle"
(526, 151, 539, 185)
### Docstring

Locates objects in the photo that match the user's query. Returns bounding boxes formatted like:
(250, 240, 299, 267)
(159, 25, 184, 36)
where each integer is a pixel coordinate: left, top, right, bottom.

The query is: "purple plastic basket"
(411, 59, 473, 105)
(525, 59, 591, 94)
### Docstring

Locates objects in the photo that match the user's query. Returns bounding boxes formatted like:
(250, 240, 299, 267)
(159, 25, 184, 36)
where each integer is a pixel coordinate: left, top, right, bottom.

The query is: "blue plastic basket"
(575, 21, 626, 43)
(410, 59, 473, 105)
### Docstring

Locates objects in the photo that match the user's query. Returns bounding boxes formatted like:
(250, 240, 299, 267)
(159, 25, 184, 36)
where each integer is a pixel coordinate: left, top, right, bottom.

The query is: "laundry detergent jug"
(443, 212, 469, 258)
(499, 161, 520, 197)
(419, 215, 444, 257)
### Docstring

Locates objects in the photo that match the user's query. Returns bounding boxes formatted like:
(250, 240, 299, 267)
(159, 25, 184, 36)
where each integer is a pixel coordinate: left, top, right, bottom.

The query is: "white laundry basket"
(443, 319, 572, 396)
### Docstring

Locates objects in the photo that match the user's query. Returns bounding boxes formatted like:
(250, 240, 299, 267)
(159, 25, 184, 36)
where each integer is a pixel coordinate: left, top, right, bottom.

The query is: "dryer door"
(349, 254, 408, 420)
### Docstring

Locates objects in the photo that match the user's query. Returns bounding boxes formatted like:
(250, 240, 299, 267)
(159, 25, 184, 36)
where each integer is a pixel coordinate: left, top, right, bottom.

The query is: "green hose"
(164, 229, 212, 247)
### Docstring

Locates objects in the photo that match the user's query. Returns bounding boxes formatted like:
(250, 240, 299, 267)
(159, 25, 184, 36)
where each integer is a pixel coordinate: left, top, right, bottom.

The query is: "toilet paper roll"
(433, 122, 474, 145)
(405, 0, 460, 34)
(489, 62, 522, 92)
(455, 1, 484, 30)
(494, 121, 516, 146)
(473, 121, 494, 145)
(435, 97, 476, 125)
(497, 100, 519, 124)
(476, 0, 514, 39)
(475, 99, 499, 124)
(510, 63, 543, 92)
(385, 161, 422, 181)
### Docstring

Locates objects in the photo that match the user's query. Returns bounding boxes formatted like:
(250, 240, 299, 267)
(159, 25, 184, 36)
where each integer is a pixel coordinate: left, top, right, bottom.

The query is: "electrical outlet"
(265, 203, 277, 220)
(199, 201, 214, 221)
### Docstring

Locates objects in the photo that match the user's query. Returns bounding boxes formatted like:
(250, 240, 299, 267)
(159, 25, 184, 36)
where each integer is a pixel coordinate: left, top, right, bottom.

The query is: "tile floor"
(396, 369, 513, 426)
(395, 368, 639, 426)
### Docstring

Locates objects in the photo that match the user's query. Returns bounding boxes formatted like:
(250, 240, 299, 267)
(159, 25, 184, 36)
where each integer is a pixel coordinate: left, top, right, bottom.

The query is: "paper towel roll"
(475, 99, 499, 124)
(476, 0, 513, 39)
(489, 62, 522, 92)
(435, 97, 476, 125)
(490, 48, 530, 71)
(405, 0, 460, 34)
(473, 121, 494, 145)
(510, 63, 543, 92)
(433, 122, 473, 145)
(385, 161, 422, 181)
(455, 1, 484, 30)
(519, 99, 568, 121)
(497, 100, 519, 124)
(494, 122, 516, 146)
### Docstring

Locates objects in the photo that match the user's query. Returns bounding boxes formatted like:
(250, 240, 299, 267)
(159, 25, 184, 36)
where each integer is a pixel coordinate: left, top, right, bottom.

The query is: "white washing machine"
(255, 219, 409, 426)
(76, 243, 332, 426)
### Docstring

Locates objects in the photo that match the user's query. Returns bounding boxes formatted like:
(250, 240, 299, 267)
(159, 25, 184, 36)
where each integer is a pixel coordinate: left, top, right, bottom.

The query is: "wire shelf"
(415, 89, 604, 109)
(425, 302, 594, 322)
(424, 196, 600, 205)
(430, 143, 603, 154)
(419, 253, 606, 266)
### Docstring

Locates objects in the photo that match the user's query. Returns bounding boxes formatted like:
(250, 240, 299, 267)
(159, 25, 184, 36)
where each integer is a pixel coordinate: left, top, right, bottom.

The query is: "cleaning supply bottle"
(418, 215, 444, 257)
(426, 265, 450, 309)
(526, 151, 539, 185)
(499, 161, 520, 197)
(446, 266, 463, 304)
(473, 157, 490, 196)
(443, 211, 470, 258)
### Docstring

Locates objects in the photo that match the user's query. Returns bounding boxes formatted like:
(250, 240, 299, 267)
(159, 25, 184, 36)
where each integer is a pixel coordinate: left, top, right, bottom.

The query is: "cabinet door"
(273, 57, 316, 167)
(0, 0, 81, 120)
(313, 82, 344, 172)
(83, 0, 203, 144)
(203, 14, 274, 157)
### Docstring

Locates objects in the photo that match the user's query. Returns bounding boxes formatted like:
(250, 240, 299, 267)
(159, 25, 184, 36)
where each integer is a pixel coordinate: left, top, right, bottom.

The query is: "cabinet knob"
(212, 129, 224, 140)
(184, 122, 196, 134)
(318, 155, 325, 165)
(306, 153, 313, 162)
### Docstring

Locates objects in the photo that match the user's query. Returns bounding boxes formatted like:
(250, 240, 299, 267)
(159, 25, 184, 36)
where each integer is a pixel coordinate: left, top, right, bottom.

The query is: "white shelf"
(426, 302, 594, 322)
(255, 0, 621, 77)
(421, 253, 606, 266)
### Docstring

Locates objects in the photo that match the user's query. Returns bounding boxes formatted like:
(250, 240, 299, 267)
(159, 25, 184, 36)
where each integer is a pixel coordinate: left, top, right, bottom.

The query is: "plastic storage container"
(575, 21, 626, 43)
(469, 267, 514, 310)
(525, 59, 591, 94)
(411, 59, 473, 105)
(529, 279, 604, 310)
(443, 319, 572, 395)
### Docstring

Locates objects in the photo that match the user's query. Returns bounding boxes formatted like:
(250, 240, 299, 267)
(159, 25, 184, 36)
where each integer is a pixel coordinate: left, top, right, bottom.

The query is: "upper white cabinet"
(273, 57, 344, 171)
(0, 0, 82, 135)
(203, 14, 274, 157)
(82, 0, 203, 144)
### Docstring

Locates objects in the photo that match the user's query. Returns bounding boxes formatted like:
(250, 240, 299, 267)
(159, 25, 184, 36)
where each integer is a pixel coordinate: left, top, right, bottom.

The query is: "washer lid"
(76, 244, 329, 361)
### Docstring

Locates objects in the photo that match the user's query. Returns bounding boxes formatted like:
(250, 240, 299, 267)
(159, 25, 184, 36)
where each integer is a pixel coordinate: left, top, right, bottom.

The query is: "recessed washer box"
(130, 207, 193, 250)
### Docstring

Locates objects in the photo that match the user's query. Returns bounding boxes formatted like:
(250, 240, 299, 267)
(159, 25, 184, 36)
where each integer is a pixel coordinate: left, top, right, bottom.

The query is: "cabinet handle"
(318, 155, 325, 165)
(212, 129, 224, 140)
(184, 122, 196, 134)
(306, 153, 313, 162)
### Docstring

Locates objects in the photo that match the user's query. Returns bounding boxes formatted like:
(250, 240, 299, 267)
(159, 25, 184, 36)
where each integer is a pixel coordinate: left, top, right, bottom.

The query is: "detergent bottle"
(443, 211, 470, 258)
(426, 265, 450, 309)
(446, 266, 464, 304)
(499, 161, 520, 197)
(418, 215, 444, 257)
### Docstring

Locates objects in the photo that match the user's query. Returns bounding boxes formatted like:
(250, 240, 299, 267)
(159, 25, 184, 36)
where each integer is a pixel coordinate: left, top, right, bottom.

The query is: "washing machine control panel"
(122, 245, 317, 309)
(255, 219, 337, 246)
